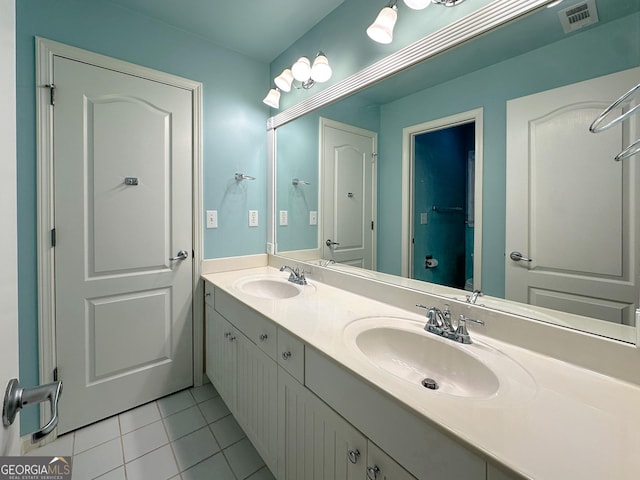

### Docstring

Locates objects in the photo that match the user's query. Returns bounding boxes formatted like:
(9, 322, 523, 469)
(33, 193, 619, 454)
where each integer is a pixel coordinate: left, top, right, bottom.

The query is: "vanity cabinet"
(205, 296, 278, 473)
(205, 281, 517, 480)
(278, 365, 416, 480)
(278, 368, 367, 479)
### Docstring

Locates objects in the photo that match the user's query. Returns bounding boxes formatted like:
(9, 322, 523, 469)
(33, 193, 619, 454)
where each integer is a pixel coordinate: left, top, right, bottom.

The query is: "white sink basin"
(233, 275, 315, 300)
(343, 317, 535, 400)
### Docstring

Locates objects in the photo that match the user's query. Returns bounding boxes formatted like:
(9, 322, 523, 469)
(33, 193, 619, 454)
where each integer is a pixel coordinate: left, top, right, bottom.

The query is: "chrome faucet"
(466, 289, 483, 304)
(280, 265, 307, 285)
(417, 304, 484, 344)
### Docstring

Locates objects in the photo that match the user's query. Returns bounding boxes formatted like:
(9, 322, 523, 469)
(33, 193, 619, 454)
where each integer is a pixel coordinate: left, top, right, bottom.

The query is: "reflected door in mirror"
(320, 118, 377, 269)
(506, 67, 640, 327)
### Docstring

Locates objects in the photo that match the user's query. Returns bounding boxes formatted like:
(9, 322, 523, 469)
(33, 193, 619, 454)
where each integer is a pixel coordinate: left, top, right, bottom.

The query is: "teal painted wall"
(16, 0, 268, 434)
(413, 124, 473, 288)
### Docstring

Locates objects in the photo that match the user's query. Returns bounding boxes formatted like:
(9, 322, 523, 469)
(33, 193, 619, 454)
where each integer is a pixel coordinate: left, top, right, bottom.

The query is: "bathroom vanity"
(202, 261, 640, 480)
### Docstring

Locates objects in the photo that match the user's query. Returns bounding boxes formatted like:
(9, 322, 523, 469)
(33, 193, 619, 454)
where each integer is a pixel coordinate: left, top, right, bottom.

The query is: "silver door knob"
(170, 250, 189, 261)
(509, 251, 532, 262)
(326, 239, 340, 247)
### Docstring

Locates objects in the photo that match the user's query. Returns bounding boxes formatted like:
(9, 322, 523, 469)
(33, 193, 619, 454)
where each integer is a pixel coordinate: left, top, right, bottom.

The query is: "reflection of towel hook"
(235, 173, 256, 181)
(292, 178, 311, 186)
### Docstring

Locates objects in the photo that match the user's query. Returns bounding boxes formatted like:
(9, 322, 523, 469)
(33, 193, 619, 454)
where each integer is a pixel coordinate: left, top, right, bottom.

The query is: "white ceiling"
(104, 0, 345, 63)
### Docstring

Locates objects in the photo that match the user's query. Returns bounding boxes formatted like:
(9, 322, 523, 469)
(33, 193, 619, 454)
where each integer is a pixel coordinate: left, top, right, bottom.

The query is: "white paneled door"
(506, 67, 640, 327)
(321, 118, 377, 269)
(53, 56, 194, 433)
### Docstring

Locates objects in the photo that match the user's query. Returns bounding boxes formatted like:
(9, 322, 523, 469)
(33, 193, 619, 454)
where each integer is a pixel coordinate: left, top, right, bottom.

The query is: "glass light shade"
(274, 69, 294, 92)
(291, 57, 312, 82)
(366, 6, 397, 44)
(403, 0, 431, 9)
(262, 88, 280, 109)
(310, 54, 332, 83)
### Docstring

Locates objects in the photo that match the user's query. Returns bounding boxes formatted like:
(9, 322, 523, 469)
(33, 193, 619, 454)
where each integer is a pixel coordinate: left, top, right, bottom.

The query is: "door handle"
(170, 250, 189, 261)
(3, 378, 63, 443)
(326, 239, 340, 247)
(509, 251, 532, 262)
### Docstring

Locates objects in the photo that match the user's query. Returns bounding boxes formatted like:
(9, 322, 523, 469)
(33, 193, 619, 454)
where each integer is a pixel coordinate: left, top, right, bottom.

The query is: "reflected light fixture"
(403, 0, 431, 9)
(367, 1, 398, 44)
(368, 0, 466, 44)
(263, 52, 333, 109)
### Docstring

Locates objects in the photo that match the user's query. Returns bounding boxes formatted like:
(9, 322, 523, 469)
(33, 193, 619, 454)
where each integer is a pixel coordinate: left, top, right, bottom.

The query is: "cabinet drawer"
(277, 329, 305, 383)
(214, 287, 277, 359)
(204, 281, 214, 307)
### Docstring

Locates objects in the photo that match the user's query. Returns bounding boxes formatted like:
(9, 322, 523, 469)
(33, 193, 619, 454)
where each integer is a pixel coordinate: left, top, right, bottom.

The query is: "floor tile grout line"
(158, 402, 183, 478)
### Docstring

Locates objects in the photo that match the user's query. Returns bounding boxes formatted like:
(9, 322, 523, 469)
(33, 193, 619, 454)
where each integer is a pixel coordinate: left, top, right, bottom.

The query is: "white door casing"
(506, 67, 640, 334)
(0, 0, 20, 455)
(401, 109, 484, 283)
(36, 38, 203, 434)
(320, 118, 377, 269)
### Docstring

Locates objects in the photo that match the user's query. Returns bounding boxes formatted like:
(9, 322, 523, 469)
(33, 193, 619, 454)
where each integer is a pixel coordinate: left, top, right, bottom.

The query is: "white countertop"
(203, 266, 640, 480)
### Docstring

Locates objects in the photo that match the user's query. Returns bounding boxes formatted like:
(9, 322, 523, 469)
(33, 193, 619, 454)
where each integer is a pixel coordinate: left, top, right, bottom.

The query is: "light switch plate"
(206, 210, 218, 229)
(249, 210, 259, 227)
(420, 212, 428, 225)
(309, 211, 318, 225)
(279, 210, 288, 226)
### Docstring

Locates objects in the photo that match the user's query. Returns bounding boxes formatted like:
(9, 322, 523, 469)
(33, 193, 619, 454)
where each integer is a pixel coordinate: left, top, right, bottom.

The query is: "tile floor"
(26, 384, 275, 480)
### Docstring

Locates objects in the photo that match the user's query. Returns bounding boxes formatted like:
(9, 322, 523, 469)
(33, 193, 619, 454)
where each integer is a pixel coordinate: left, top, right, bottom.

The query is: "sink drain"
(421, 378, 439, 390)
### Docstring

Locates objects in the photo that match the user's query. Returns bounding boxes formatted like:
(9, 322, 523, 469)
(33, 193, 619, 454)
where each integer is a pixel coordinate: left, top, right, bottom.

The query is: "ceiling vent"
(558, 0, 599, 33)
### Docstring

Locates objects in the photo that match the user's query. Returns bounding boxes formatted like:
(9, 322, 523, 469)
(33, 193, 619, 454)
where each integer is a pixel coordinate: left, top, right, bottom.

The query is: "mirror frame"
(266, 0, 640, 347)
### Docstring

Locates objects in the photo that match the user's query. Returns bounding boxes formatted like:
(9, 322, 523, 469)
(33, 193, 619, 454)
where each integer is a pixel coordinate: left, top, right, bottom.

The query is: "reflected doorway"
(401, 109, 483, 290)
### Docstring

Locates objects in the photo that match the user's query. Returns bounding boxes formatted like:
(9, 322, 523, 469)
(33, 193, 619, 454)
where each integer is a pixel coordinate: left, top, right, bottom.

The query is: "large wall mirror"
(273, 0, 640, 344)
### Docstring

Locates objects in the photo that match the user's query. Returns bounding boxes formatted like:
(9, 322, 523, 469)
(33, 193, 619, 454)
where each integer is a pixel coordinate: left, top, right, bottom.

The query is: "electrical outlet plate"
(309, 211, 318, 225)
(249, 210, 259, 227)
(280, 210, 288, 226)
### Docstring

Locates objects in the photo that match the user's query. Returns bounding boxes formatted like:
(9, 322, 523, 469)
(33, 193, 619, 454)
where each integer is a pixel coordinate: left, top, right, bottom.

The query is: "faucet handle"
(455, 315, 485, 344)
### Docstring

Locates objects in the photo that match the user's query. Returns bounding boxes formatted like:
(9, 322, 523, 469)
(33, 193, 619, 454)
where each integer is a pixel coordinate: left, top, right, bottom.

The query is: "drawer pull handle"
(282, 351, 292, 360)
(228, 335, 236, 342)
(224, 332, 231, 338)
(205, 292, 211, 297)
(347, 449, 360, 464)
(367, 466, 380, 480)
(259, 334, 268, 342)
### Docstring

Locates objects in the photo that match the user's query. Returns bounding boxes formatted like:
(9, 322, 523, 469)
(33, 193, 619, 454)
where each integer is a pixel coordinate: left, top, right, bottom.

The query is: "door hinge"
(53, 367, 58, 382)
(51, 228, 56, 247)
(372, 153, 378, 162)
(45, 84, 56, 106)
(371, 221, 374, 230)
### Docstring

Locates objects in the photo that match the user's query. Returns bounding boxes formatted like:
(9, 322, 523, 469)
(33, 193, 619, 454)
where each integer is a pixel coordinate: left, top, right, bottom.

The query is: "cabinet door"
(366, 442, 418, 480)
(205, 306, 237, 409)
(278, 368, 366, 480)
(236, 332, 278, 473)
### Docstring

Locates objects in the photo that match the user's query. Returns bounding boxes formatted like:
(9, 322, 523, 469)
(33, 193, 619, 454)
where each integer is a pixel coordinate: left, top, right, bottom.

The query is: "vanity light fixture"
(264, 52, 333, 109)
(262, 88, 281, 109)
(368, 0, 466, 44)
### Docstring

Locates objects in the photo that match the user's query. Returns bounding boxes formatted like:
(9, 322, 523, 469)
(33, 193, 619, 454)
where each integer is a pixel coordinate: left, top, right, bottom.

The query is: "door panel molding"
(36, 37, 203, 438)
